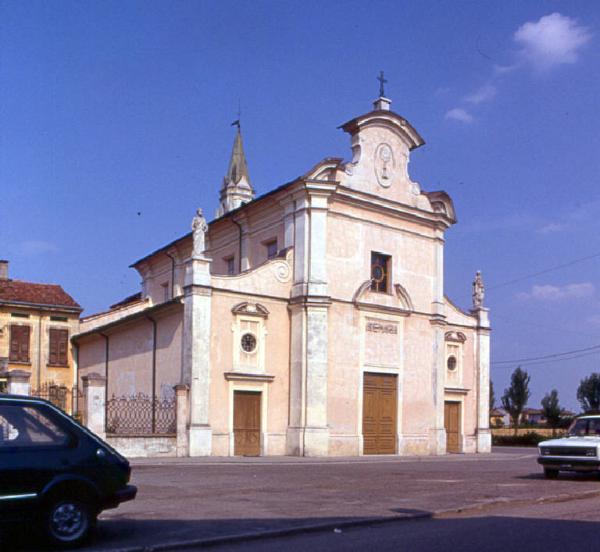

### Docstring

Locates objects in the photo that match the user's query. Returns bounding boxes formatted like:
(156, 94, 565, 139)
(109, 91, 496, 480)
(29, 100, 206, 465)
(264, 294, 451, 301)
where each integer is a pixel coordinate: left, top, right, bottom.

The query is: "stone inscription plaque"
(364, 318, 400, 367)
(366, 321, 398, 334)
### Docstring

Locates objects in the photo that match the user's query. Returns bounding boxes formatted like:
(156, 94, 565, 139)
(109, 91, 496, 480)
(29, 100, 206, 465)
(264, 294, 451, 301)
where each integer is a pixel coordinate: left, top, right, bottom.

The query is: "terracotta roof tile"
(0, 279, 81, 310)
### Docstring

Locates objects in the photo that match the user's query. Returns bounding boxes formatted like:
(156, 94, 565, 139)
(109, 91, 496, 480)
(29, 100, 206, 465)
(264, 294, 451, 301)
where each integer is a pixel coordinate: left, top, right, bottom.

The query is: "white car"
(538, 415, 600, 479)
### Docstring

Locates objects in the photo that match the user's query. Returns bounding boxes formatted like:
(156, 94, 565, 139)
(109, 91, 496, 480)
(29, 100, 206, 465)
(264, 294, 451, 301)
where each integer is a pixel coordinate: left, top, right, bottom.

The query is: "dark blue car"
(0, 395, 136, 547)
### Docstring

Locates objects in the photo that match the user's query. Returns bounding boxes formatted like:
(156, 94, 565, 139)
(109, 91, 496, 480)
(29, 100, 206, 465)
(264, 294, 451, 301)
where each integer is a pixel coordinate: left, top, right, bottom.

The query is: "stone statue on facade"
(191, 208, 208, 257)
(472, 270, 485, 309)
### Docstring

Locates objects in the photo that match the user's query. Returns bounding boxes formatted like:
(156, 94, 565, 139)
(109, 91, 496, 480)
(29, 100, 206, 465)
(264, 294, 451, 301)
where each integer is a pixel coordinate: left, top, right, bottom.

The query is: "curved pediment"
(231, 302, 269, 318)
(445, 330, 467, 343)
(352, 279, 414, 314)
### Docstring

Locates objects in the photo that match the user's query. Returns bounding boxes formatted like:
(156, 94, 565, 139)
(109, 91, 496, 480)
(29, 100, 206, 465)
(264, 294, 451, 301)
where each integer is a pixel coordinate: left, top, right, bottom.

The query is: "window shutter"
(10, 325, 30, 362)
(20, 326, 30, 362)
(49, 329, 68, 365)
(49, 329, 59, 365)
(9, 326, 20, 361)
(58, 330, 68, 365)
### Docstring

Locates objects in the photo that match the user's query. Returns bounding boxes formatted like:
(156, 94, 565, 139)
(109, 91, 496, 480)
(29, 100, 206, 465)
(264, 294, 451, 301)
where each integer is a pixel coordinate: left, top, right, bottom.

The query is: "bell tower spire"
(216, 121, 255, 217)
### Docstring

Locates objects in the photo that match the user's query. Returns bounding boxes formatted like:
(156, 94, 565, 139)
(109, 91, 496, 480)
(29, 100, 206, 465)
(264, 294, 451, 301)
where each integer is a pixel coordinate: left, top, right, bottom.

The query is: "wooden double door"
(233, 391, 261, 456)
(362, 373, 397, 455)
(444, 401, 461, 453)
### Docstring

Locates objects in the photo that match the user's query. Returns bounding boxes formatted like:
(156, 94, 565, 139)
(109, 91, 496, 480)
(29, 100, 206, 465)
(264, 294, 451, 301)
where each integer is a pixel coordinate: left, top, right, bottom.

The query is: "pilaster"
(474, 307, 491, 453)
(82, 372, 106, 439)
(287, 181, 336, 456)
(430, 230, 447, 454)
(174, 384, 190, 457)
(281, 197, 295, 249)
(183, 253, 213, 456)
(233, 214, 251, 271)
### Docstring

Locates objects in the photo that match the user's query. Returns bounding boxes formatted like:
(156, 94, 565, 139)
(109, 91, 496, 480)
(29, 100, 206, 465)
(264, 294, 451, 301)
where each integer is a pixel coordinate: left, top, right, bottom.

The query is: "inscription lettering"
(366, 322, 398, 335)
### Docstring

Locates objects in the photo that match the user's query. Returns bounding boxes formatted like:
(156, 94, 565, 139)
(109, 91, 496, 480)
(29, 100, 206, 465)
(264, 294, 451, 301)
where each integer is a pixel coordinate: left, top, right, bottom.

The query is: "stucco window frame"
(231, 303, 269, 374)
(370, 251, 392, 294)
(445, 339, 465, 388)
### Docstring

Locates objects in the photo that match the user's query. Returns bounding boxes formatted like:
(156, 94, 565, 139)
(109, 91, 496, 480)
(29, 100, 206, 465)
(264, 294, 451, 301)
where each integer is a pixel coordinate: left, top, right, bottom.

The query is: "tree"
(541, 389, 562, 436)
(501, 367, 531, 435)
(577, 373, 600, 413)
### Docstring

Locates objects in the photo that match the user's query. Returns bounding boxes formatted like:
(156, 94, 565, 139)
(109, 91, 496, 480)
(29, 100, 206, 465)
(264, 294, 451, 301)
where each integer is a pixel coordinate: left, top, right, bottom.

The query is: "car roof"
(0, 394, 51, 406)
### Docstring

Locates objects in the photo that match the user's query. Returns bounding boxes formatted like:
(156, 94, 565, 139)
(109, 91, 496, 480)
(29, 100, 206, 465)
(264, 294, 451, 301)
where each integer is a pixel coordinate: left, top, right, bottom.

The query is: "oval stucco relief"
(374, 143, 395, 188)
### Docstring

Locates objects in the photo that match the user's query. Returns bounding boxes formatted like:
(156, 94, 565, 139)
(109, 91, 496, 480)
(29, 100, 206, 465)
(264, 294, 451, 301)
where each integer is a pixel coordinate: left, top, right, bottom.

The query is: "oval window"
(447, 355, 457, 371)
(241, 332, 257, 353)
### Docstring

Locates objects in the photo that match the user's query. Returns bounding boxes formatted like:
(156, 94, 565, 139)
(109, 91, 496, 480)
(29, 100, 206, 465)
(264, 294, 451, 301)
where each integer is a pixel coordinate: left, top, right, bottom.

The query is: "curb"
(103, 512, 432, 552)
(96, 487, 600, 552)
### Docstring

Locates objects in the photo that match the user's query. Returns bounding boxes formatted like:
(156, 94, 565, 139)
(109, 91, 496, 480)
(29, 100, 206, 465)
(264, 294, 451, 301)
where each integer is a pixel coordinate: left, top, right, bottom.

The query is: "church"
(74, 88, 491, 458)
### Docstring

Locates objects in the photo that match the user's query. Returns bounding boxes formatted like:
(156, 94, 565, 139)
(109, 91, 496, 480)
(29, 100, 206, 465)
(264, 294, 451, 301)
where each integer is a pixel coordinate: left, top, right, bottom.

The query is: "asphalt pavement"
(204, 495, 600, 552)
(4, 447, 600, 551)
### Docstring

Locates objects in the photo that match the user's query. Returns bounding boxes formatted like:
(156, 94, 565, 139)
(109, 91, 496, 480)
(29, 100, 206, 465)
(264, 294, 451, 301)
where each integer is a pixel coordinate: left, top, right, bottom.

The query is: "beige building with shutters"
(74, 93, 491, 458)
(0, 260, 81, 410)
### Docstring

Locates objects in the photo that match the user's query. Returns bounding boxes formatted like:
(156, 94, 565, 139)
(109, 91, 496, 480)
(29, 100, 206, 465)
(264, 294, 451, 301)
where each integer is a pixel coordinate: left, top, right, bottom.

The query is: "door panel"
(233, 391, 261, 456)
(444, 401, 461, 453)
(362, 373, 397, 455)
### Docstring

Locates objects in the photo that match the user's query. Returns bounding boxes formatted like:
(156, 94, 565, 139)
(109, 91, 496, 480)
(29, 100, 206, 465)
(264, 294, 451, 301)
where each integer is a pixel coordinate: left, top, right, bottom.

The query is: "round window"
(372, 264, 386, 283)
(447, 355, 457, 371)
(241, 332, 257, 353)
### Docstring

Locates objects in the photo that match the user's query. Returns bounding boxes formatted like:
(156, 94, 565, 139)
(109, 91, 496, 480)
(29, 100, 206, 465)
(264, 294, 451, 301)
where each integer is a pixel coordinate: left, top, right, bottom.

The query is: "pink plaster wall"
(77, 334, 107, 385)
(106, 320, 153, 398)
(209, 291, 290, 455)
(154, 308, 183, 397)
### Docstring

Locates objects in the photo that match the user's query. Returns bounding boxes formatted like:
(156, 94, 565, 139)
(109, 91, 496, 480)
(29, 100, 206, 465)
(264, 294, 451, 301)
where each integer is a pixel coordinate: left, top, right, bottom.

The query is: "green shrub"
(492, 431, 547, 447)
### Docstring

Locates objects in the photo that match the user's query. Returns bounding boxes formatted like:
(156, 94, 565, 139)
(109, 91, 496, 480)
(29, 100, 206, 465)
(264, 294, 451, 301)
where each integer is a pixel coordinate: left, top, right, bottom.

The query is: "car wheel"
(544, 468, 559, 479)
(44, 497, 93, 548)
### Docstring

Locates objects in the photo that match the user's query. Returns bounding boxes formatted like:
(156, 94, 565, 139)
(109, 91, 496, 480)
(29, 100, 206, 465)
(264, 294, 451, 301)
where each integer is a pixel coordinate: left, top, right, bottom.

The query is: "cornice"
(333, 185, 454, 230)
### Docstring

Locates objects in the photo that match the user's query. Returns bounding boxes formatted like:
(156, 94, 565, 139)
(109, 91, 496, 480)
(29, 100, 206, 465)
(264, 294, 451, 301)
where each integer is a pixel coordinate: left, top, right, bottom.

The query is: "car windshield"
(568, 418, 600, 437)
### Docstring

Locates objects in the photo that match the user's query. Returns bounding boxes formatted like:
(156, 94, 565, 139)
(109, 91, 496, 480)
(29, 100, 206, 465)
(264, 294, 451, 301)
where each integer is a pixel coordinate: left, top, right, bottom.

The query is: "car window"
(587, 419, 600, 435)
(0, 404, 70, 448)
(0, 412, 19, 443)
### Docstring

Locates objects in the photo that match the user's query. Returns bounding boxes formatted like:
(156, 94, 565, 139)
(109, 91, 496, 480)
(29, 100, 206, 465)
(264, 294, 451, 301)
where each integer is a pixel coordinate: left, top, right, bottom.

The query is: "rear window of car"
(0, 404, 70, 448)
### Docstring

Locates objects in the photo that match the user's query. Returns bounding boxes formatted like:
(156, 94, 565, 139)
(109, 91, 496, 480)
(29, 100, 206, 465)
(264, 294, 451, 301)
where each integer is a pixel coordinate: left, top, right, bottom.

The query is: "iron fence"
(71, 385, 85, 423)
(106, 393, 176, 435)
(31, 382, 69, 412)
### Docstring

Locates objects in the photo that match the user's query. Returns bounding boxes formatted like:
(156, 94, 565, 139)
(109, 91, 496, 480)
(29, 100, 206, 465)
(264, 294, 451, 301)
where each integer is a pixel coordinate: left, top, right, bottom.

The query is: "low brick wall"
(107, 435, 177, 458)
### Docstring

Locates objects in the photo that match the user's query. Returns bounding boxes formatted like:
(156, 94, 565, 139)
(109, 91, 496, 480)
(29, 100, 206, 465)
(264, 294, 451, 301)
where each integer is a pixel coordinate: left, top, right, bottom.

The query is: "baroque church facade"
(74, 93, 491, 457)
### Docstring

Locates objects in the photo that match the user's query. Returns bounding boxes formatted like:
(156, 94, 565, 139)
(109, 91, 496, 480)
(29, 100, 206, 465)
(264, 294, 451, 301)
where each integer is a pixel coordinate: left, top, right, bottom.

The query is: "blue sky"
(1, 1, 599, 411)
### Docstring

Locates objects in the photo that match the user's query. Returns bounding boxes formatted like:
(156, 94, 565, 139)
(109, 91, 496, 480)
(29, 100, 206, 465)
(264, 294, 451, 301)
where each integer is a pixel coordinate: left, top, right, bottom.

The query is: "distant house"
(490, 408, 507, 427)
(521, 408, 546, 426)
(0, 260, 81, 412)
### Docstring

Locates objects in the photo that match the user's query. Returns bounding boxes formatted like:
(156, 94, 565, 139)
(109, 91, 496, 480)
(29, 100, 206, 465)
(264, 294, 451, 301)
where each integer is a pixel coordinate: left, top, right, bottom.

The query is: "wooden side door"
(444, 401, 461, 453)
(363, 373, 397, 455)
(233, 391, 261, 456)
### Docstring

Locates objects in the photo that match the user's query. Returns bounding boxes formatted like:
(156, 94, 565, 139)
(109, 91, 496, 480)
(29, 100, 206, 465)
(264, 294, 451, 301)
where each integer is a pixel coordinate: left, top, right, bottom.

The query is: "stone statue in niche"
(472, 270, 485, 309)
(191, 208, 209, 257)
